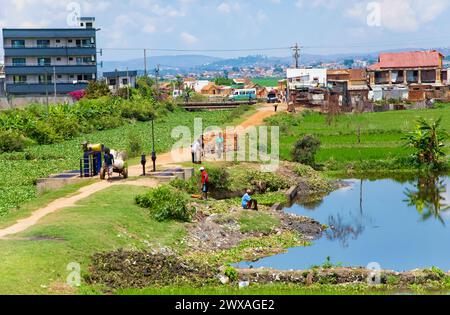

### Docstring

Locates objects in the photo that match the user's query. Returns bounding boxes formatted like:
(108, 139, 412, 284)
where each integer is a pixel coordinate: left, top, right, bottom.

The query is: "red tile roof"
(368, 51, 443, 70)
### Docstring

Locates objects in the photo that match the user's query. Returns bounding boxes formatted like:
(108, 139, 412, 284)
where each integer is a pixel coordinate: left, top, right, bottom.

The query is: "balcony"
(5, 65, 97, 75)
(4, 46, 97, 57)
(6, 82, 89, 94)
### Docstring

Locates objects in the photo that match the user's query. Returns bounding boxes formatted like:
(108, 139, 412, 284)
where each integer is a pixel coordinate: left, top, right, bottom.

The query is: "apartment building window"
(76, 56, 93, 65)
(12, 58, 26, 66)
(37, 57, 51, 66)
(38, 75, 52, 83)
(122, 78, 128, 85)
(11, 40, 25, 48)
(37, 40, 50, 48)
(13, 75, 27, 84)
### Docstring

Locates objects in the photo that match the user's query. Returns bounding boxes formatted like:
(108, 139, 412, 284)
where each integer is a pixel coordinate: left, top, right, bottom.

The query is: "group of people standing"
(191, 133, 225, 164)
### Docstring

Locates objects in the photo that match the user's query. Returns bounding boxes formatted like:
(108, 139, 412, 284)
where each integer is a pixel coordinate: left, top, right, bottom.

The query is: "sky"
(1, 0, 450, 61)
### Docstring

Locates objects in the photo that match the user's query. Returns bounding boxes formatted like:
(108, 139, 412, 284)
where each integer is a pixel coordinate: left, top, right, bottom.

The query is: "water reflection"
(325, 213, 365, 248)
(404, 175, 450, 225)
(237, 175, 450, 271)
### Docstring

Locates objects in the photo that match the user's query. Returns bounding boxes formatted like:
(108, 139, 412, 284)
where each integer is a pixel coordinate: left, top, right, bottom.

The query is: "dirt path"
(0, 178, 158, 239)
(0, 104, 283, 239)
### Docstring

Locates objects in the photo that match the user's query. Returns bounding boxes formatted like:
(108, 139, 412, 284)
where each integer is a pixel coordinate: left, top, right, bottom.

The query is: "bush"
(127, 130, 142, 158)
(135, 185, 195, 222)
(85, 81, 111, 99)
(245, 170, 291, 193)
(0, 130, 28, 153)
(292, 134, 321, 167)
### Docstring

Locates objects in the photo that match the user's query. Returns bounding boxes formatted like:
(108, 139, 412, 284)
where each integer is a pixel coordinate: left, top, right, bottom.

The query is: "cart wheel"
(100, 168, 106, 180)
(122, 168, 128, 179)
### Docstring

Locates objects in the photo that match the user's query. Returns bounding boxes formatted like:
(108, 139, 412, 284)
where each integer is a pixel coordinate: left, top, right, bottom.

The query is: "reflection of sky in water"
(237, 176, 450, 272)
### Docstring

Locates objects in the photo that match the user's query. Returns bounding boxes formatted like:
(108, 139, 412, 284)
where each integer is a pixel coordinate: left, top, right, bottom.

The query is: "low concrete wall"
(0, 96, 73, 110)
(36, 177, 84, 195)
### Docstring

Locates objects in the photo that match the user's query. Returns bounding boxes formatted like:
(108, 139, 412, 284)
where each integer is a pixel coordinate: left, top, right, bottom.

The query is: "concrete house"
(103, 70, 138, 93)
(367, 51, 449, 101)
(2, 17, 98, 98)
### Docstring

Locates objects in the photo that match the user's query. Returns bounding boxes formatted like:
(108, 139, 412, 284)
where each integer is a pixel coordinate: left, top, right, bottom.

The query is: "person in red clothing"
(200, 167, 209, 200)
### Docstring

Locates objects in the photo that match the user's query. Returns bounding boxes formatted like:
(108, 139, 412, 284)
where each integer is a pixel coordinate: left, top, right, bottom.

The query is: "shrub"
(245, 170, 291, 193)
(127, 130, 142, 158)
(292, 134, 321, 167)
(85, 81, 111, 99)
(224, 266, 239, 282)
(135, 185, 195, 222)
(0, 130, 28, 153)
(25, 120, 61, 145)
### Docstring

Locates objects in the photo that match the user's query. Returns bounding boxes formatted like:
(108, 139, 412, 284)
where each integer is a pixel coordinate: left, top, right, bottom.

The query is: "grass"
(238, 211, 281, 234)
(252, 78, 283, 87)
(0, 106, 257, 218)
(0, 179, 96, 229)
(265, 105, 450, 173)
(0, 185, 186, 294)
(117, 283, 393, 295)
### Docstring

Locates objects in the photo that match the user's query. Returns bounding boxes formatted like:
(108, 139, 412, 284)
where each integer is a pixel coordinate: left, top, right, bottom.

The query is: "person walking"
(200, 167, 209, 200)
(191, 139, 202, 164)
(104, 148, 115, 181)
(216, 132, 224, 159)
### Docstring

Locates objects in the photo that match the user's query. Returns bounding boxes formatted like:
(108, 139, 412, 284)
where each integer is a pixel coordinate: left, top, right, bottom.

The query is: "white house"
(103, 70, 138, 92)
(287, 68, 327, 89)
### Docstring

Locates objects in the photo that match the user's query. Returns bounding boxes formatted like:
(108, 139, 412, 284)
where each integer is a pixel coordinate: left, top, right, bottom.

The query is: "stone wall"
(0, 96, 73, 110)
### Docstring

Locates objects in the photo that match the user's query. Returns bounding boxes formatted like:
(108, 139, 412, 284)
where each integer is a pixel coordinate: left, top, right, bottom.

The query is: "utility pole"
(45, 71, 49, 113)
(126, 67, 130, 100)
(53, 66, 57, 104)
(155, 64, 160, 100)
(144, 49, 148, 77)
(292, 43, 301, 69)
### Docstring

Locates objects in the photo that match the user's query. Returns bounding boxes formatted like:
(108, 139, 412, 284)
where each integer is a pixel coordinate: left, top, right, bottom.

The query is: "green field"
(252, 78, 283, 87)
(265, 105, 450, 173)
(0, 108, 253, 218)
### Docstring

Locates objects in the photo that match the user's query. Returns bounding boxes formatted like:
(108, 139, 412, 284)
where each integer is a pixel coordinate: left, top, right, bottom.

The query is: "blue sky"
(1, 0, 450, 61)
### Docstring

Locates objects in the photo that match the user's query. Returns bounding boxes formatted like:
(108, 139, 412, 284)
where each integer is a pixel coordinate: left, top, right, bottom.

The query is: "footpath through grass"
(0, 107, 254, 218)
(266, 105, 450, 174)
(0, 185, 186, 294)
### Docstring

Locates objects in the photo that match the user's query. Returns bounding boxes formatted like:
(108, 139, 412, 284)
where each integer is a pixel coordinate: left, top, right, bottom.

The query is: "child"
(200, 167, 209, 200)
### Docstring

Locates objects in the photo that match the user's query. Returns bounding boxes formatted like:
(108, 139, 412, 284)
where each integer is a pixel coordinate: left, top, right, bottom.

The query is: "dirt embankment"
(186, 209, 323, 253)
(238, 267, 450, 289)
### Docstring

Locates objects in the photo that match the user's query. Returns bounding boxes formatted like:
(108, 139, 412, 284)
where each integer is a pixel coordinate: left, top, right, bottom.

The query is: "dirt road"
(0, 104, 283, 239)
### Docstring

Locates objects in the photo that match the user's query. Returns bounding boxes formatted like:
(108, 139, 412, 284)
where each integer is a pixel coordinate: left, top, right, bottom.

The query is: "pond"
(237, 175, 450, 272)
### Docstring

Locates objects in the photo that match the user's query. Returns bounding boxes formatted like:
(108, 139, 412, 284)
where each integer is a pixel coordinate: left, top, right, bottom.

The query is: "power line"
(99, 46, 291, 52)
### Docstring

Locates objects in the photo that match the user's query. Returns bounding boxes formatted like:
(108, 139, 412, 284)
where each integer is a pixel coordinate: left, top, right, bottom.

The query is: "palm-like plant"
(404, 117, 448, 168)
(404, 175, 450, 225)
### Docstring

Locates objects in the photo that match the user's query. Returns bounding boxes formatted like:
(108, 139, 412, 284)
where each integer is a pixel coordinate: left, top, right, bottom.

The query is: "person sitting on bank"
(242, 189, 258, 211)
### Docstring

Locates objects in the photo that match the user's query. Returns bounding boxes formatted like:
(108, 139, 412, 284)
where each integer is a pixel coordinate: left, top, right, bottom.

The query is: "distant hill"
(102, 54, 222, 73)
(101, 48, 450, 75)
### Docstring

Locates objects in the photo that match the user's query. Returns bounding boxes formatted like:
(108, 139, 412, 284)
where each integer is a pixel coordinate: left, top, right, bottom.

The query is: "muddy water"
(237, 175, 450, 272)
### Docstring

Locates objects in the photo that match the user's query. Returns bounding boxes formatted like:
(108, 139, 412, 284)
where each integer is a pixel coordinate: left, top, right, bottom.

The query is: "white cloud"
(346, 0, 450, 32)
(217, 2, 240, 13)
(180, 31, 198, 44)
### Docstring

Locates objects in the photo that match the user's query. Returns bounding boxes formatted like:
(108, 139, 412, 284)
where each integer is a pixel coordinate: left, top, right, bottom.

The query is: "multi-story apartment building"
(2, 17, 98, 96)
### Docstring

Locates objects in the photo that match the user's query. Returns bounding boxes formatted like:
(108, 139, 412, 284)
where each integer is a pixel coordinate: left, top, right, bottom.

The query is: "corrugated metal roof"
(368, 51, 443, 70)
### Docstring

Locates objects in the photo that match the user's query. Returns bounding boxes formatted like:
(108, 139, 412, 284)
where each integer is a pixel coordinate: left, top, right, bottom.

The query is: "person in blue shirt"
(104, 149, 115, 180)
(242, 189, 258, 210)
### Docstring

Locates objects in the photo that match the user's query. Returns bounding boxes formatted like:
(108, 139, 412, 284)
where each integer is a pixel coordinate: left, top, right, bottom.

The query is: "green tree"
(404, 117, 448, 169)
(292, 134, 321, 167)
(85, 81, 111, 99)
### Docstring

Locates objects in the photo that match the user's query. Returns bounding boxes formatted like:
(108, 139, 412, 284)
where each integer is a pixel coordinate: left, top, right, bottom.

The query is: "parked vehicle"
(267, 92, 280, 103)
(229, 89, 257, 102)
